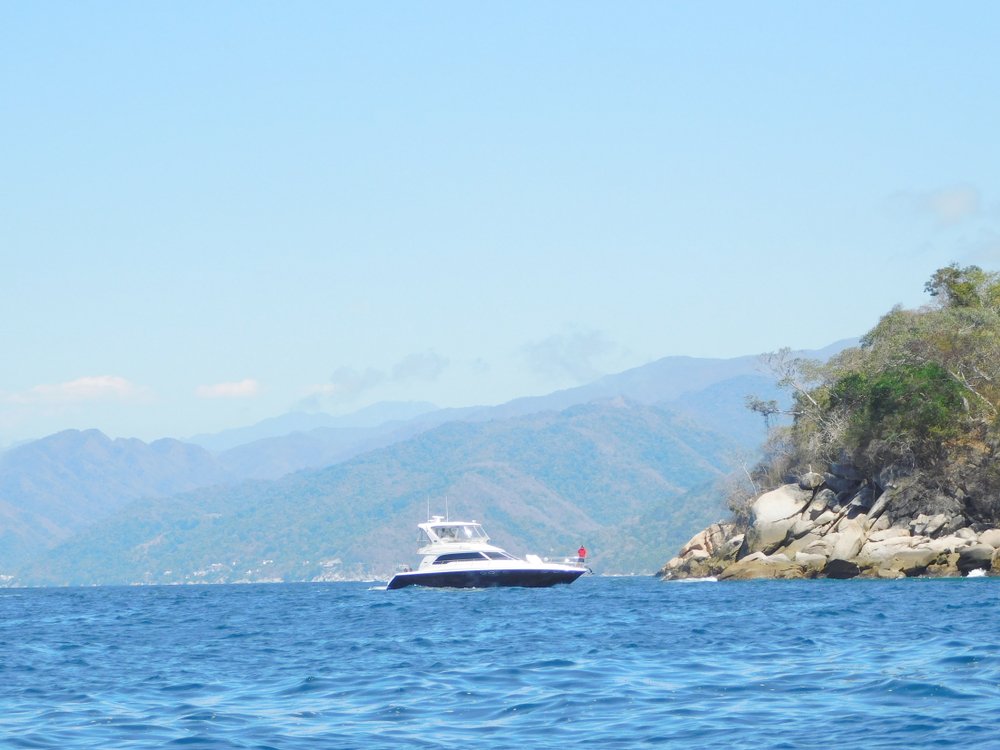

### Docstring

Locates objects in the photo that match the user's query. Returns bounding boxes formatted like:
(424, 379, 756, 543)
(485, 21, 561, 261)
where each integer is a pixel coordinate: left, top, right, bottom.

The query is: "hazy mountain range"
(0, 341, 853, 585)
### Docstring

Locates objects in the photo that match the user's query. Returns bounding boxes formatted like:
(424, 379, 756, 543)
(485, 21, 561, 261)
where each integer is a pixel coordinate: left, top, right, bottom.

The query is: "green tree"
(746, 263, 1000, 501)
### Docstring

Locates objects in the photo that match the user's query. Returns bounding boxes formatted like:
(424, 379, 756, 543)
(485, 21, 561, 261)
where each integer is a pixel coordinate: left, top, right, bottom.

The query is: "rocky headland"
(659, 461, 1000, 580)
(659, 265, 1000, 581)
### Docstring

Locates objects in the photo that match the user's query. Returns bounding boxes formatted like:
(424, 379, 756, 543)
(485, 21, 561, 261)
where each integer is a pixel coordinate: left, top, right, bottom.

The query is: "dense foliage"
(740, 264, 1000, 524)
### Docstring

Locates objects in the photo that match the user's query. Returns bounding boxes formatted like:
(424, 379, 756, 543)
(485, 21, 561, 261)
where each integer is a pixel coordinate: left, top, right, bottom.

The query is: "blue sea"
(3, 576, 1000, 749)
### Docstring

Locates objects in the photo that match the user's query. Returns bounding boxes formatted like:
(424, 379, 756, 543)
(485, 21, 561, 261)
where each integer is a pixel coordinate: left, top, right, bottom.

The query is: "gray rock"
(799, 472, 825, 491)
(958, 544, 995, 575)
(921, 513, 949, 538)
(824, 559, 861, 579)
(867, 491, 890, 521)
(910, 514, 930, 536)
(924, 535, 973, 555)
(927, 554, 961, 577)
(784, 531, 823, 557)
(801, 536, 834, 557)
(813, 509, 838, 527)
(868, 514, 891, 532)
(807, 489, 837, 517)
(943, 515, 967, 535)
(830, 519, 866, 560)
(889, 547, 939, 576)
(848, 486, 875, 511)
(675, 522, 738, 558)
(789, 518, 817, 540)
(658, 522, 742, 579)
(979, 529, 1000, 548)
(794, 551, 828, 566)
(868, 528, 911, 543)
(718, 554, 807, 580)
(744, 485, 812, 555)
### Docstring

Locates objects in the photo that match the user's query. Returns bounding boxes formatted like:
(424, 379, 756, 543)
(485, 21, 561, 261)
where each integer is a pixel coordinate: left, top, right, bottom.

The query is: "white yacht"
(386, 517, 588, 590)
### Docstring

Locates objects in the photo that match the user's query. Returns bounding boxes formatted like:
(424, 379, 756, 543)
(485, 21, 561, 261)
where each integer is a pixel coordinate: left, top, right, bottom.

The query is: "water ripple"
(3, 578, 1000, 748)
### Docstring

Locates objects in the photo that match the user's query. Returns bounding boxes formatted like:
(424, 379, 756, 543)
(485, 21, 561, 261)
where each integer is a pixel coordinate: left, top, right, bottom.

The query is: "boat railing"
(544, 556, 588, 568)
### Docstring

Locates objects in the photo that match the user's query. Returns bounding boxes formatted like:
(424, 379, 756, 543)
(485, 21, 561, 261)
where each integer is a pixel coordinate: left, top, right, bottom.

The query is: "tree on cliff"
(737, 263, 1000, 525)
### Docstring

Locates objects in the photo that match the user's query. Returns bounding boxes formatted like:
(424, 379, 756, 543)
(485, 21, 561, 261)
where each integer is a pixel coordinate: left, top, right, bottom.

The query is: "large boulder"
(744, 484, 812, 554)
(823, 558, 860, 579)
(911, 513, 951, 537)
(880, 547, 938, 577)
(867, 527, 911, 543)
(829, 518, 866, 561)
(658, 522, 742, 579)
(718, 553, 807, 580)
(979, 529, 1000, 548)
(675, 522, 737, 558)
(924, 535, 974, 555)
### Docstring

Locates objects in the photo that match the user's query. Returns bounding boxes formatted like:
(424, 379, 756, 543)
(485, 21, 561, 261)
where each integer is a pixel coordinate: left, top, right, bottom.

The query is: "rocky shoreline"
(659, 464, 1000, 580)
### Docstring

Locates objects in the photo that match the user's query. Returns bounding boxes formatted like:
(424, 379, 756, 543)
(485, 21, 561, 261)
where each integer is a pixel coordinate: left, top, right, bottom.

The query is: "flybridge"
(419, 517, 490, 546)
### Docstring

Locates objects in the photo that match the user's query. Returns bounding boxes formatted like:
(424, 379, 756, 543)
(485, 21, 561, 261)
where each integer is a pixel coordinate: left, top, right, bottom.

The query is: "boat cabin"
(419, 517, 490, 546)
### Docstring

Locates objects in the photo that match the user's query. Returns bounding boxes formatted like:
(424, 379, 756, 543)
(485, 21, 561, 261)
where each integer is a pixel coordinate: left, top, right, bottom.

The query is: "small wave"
(8, 576, 1000, 749)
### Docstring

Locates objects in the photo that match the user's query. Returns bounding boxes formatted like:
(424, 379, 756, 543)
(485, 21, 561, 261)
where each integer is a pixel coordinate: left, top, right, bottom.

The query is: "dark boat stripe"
(387, 568, 585, 590)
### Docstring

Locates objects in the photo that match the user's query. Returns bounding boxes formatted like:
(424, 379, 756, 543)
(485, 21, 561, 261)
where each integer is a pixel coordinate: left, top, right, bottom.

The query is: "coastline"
(659, 465, 1000, 581)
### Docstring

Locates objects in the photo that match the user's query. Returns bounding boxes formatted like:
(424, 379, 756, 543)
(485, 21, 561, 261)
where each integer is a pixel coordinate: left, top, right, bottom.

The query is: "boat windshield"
(433, 552, 488, 564)
(430, 524, 488, 543)
(483, 551, 516, 560)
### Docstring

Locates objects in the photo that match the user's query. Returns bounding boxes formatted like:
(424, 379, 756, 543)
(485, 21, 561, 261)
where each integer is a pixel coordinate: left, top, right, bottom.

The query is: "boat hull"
(386, 567, 585, 590)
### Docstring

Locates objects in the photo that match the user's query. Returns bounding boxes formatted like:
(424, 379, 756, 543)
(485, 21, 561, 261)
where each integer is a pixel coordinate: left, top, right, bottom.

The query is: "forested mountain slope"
(17, 401, 736, 585)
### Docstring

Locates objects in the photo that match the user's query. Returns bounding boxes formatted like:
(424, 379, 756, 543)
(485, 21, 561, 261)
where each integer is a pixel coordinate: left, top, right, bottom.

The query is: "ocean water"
(3, 577, 1000, 749)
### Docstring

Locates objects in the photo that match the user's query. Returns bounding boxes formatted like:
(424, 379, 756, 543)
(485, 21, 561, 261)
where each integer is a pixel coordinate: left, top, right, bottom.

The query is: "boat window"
(432, 552, 488, 564)
(433, 524, 488, 542)
(483, 552, 515, 560)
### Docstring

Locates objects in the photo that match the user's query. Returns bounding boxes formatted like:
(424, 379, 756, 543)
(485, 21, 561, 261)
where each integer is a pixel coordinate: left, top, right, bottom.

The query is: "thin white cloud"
(8, 375, 151, 405)
(522, 328, 619, 383)
(297, 351, 451, 410)
(391, 351, 449, 382)
(331, 366, 386, 397)
(195, 379, 261, 399)
(890, 185, 982, 227)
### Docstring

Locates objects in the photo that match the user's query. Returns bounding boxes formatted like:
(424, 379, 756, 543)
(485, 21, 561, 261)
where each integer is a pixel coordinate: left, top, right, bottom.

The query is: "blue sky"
(3, 2, 999, 445)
